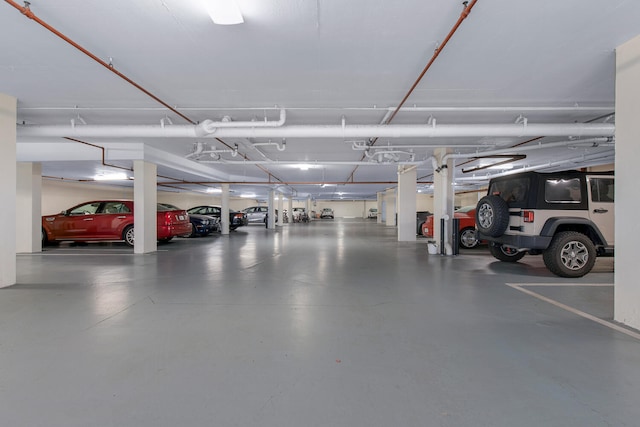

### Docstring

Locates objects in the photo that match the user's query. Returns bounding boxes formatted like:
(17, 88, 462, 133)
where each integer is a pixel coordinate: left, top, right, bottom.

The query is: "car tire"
(459, 227, 479, 249)
(543, 231, 596, 278)
(41, 228, 48, 246)
(489, 242, 525, 262)
(189, 224, 197, 238)
(476, 195, 509, 237)
(123, 225, 134, 247)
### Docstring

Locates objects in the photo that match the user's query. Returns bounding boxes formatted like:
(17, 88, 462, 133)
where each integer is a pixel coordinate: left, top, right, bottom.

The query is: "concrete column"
(0, 93, 16, 287)
(277, 194, 284, 225)
(221, 183, 230, 235)
(133, 160, 157, 254)
(385, 188, 396, 227)
(16, 162, 42, 253)
(615, 34, 640, 330)
(433, 148, 454, 254)
(397, 165, 417, 241)
(377, 192, 383, 224)
(267, 190, 276, 229)
(306, 196, 312, 219)
(288, 196, 293, 224)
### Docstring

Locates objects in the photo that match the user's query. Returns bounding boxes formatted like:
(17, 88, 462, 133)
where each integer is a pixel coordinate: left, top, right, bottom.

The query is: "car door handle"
(116, 216, 127, 219)
(593, 208, 608, 214)
(83, 218, 94, 221)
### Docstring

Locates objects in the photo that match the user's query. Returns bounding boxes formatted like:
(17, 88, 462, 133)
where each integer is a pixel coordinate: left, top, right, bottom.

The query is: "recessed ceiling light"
(205, 0, 244, 25)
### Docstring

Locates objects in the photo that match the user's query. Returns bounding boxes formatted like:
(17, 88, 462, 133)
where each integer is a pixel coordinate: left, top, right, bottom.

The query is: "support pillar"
(221, 183, 230, 235)
(0, 93, 16, 287)
(133, 160, 157, 254)
(16, 162, 42, 253)
(433, 148, 454, 254)
(267, 190, 276, 229)
(397, 165, 417, 241)
(615, 34, 640, 329)
(288, 196, 293, 224)
(377, 192, 383, 224)
(276, 194, 284, 225)
(384, 188, 396, 227)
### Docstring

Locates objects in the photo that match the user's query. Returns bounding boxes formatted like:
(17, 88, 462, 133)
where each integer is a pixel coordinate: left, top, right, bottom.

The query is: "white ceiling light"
(206, 0, 244, 25)
(205, 187, 222, 193)
(94, 172, 128, 181)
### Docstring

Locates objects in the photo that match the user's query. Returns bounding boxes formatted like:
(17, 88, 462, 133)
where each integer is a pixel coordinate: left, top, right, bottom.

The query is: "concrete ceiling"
(2, 0, 636, 201)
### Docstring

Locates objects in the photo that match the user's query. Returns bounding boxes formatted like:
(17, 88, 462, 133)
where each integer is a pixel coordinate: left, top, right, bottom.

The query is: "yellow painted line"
(506, 283, 640, 341)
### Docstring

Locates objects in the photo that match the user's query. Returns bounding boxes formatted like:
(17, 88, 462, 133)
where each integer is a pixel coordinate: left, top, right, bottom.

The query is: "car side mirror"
(61, 210, 68, 216)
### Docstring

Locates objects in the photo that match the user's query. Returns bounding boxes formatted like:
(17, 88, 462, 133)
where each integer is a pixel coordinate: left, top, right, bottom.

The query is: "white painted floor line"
(506, 283, 640, 341)
(512, 282, 613, 287)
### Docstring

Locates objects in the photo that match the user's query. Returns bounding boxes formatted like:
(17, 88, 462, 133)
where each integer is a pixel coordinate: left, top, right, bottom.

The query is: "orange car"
(42, 200, 192, 247)
(421, 206, 480, 249)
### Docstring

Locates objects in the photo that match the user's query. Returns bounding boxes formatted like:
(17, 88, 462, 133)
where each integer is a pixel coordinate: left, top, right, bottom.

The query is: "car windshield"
(157, 203, 181, 211)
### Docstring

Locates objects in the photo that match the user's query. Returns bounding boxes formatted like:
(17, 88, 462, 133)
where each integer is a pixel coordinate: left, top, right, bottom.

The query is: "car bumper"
(478, 232, 552, 250)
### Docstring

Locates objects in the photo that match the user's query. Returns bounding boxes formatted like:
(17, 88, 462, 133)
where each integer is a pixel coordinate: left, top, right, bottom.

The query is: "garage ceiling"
(2, 0, 636, 201)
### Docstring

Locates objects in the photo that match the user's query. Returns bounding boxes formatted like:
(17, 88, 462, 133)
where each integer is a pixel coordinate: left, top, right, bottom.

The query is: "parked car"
(291, 207, 309, 222)
(187, 205, 248, 230)
(242, 206, 278, 224)
(367, 208, 378, 219)
(187, 212, 218, 237)
(416, 211, 432, 234)
(320, 208, 334, 219)
(476, 170, 614, 277)
(42, 200, 192, 247)
(421, 206, 480, 249)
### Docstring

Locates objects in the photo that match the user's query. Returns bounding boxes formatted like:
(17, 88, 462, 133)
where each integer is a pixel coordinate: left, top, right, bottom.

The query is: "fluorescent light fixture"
(240, 193, 256, 198)
(206, 187, 222, 193)
(206, 0, 244, 25)
(94, 172, 128, 181)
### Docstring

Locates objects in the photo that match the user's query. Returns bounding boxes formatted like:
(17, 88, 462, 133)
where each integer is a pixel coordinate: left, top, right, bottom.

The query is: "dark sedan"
(187, 205, 248, 230)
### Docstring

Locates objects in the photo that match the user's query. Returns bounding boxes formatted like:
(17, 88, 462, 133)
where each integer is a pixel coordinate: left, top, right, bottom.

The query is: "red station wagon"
(42, 200, 192, 247)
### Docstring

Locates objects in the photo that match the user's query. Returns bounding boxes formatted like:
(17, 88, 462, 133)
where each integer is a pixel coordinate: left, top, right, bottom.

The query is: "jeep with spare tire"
(475, 170, 614, 278)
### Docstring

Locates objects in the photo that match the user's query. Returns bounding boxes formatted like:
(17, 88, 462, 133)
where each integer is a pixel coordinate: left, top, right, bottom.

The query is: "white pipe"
(17, 123, 615, 139)
(200, 109, 286, 133)
(196, 160, 423, 166)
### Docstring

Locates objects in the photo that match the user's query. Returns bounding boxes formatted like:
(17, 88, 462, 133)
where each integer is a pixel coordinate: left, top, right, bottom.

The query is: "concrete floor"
(2, 219, 637, 427)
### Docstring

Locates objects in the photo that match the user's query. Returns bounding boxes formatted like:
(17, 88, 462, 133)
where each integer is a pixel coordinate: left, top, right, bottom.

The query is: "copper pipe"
(8, 0, 287, 184)
(5, 0, 195, 125)
(346, 0, 479, 183)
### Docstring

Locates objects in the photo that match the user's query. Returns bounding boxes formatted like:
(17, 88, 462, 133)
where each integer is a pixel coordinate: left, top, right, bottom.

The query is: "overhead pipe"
(251, 140, 287, 151)
(18, 122, 616, 139)
(4, 0, 196, 125)
(195, 160, 423, 166)
(200, 110, 286, 132)
(347, 0, 479, 182)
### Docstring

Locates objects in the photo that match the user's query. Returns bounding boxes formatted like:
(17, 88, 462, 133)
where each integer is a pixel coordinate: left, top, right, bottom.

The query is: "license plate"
(178, 215, 185, 220)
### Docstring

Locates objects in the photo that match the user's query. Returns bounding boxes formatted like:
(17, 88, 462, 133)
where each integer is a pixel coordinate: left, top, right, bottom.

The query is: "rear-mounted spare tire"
(476, 195, 509, 237)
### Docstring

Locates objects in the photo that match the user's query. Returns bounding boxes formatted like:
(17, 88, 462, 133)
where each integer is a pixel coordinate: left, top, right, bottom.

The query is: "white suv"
(476, 170, 614, 277)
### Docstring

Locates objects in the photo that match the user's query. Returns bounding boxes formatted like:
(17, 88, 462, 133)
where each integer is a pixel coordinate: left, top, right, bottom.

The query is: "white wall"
(615, 34, 640, 330)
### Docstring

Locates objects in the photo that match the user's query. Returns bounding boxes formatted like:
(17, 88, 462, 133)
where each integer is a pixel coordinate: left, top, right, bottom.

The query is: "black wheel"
(476, 195, 509, 237)
(123, 225, 134, 247)
(459, 227, 479, 249)
(489, 242, 525, 262)
(543, 231, 596, 278)
(189, 224, 197, 238)
(41, 228, 48, 245)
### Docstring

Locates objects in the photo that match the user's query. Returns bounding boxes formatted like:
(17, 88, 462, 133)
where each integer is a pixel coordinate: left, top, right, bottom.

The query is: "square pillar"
(277, 193, 284, 225)
(433, 148, 454, 254)
(377, 192, 383, 224)
(615, 34, 640, 330)
(384, 188, 396, 226)
(0, 93, 16, 287)
(267, 190, 276, 229)
(397, 165, 417, 241)
(16, 162, 42, 253)
(221, 184, 230, 235)
(134, 160, 157, 254)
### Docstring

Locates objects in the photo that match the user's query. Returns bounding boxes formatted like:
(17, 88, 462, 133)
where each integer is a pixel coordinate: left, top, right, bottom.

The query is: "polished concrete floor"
(2, 219, 637, 427)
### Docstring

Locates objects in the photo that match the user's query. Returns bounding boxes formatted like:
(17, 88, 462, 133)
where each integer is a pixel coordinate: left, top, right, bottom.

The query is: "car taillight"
(523, 210, 534, 223)
(165, 212, 174, 225)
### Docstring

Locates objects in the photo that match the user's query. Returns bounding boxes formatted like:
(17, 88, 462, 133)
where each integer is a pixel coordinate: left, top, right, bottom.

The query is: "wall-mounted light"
(205, 0, 244, 25)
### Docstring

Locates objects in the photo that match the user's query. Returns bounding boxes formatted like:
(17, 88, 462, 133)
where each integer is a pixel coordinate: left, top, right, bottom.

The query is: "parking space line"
(509, 282, 613, 287)
(506, 283, 640, 341)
